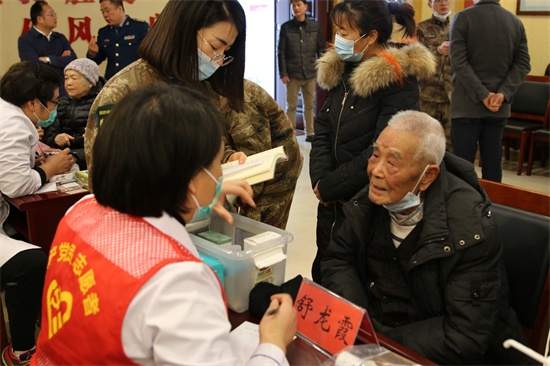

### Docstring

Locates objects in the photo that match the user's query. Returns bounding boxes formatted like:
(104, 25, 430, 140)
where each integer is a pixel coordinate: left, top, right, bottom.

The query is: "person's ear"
(28, 99, 38, 113)
(418, 165, 440, 192)
(367, 30, 379, 46)
(428, 1, 433, 10)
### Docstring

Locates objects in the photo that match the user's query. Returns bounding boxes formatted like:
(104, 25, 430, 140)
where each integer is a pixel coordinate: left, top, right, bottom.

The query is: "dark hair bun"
(388, 1, 399, 14)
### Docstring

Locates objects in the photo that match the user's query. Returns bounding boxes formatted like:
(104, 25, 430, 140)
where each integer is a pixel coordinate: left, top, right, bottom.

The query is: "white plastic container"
(187, 213, 292, 313)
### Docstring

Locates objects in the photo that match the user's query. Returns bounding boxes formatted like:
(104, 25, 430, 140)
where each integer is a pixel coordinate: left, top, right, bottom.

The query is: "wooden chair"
(502, 75, 550, 175)
(526, 128, 550, 175)
(479, 179, 550, 355)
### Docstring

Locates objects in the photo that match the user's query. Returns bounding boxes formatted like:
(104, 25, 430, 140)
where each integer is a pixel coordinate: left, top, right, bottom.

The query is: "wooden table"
(4, 190, 87, 253)
(228, 310, 438, 365)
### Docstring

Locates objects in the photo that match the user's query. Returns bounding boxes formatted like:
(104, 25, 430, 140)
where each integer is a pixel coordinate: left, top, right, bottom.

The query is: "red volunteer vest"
(32, 197, 226, 365)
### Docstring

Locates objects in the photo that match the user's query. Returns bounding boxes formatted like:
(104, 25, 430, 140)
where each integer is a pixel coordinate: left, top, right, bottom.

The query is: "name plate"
(294, 278, 378, 355)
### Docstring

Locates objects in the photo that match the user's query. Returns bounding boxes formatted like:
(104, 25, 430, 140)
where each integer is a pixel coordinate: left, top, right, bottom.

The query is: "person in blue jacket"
(18, 1, 77, 96)
(86, 0, 150, 80)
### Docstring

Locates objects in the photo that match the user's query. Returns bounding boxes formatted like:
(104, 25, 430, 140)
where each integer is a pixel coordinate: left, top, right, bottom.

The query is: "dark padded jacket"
(321, 153, 531, 365)
(277, 17, 325, 80)
(310, 43, 436, 203)
(45, 77, 105, 169)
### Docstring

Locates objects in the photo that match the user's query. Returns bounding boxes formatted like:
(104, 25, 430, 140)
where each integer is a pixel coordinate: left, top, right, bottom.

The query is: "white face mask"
(433, 10, 451, 20)
(197, 48, 220, 81)
(334, 33, 369, 62)
(382, 165, 430, 213)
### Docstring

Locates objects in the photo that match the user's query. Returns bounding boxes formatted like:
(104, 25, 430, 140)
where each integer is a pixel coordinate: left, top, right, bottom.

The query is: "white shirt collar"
(33, 26, 52, 41)
(144, 212, 200, 258)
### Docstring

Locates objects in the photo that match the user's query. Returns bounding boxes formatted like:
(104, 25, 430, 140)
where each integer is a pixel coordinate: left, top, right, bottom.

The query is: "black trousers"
(451, 118, 507, 182)
(1, 249, 47, 351)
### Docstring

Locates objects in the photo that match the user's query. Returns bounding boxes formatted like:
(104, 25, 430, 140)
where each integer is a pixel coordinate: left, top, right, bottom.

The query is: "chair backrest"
(478, 179, 550, 355)
(510, 75, 550, 128)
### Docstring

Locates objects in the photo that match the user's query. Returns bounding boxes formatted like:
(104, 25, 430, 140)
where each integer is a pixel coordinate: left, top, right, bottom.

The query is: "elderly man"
(321, 111, 530, 365)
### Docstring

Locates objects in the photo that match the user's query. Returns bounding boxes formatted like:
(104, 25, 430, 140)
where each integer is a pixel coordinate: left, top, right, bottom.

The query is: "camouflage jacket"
(417, 16, 453, 103)
(220, 79, 303, 199)
(84, 60, 302, 199)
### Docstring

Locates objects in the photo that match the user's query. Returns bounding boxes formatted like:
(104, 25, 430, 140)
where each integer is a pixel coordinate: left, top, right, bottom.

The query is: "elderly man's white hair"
(387, 110, 446, 166)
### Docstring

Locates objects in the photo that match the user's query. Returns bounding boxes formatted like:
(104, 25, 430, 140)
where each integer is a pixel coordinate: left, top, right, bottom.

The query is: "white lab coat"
(0, 98, 42, 264)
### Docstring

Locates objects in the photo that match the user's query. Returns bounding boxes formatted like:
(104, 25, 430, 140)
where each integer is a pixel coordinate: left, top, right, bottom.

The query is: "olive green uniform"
(84, 60, 302, 230)
(417, 15, 453, 151)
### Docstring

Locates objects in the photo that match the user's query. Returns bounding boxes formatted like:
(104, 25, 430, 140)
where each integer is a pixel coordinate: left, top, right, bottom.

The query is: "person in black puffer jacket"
(309, 0, 436, 283)
(45, 59, 105, 170)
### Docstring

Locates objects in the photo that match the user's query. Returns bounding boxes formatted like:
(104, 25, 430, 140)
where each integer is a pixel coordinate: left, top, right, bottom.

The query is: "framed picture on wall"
(517, 0, 550, 16)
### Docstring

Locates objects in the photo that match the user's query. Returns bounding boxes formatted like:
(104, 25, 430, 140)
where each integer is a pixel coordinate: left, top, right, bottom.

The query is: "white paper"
(229, 321, 260, 364)
(36, 182, 57, 193)
(223, 158, 265, 176)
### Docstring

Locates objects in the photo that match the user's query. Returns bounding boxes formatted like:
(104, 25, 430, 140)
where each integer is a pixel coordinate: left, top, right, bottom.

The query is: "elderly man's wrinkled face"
(367, 127, 425, 209)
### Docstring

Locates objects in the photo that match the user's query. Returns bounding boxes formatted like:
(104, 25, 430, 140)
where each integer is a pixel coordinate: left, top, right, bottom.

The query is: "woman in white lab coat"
(0, 61, 74, 365)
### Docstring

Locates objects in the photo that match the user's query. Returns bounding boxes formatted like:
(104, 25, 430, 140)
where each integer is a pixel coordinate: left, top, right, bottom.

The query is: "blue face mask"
(383, 165, 429, 213)
(189, 167, 223, 223)
(197, 48, 220, 81)
(334, 32, 369, 62)
(34, 99, 57, 128)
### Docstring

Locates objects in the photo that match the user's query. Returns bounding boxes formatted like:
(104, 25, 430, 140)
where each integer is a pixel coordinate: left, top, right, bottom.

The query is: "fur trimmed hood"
(316, 42, 436, 98)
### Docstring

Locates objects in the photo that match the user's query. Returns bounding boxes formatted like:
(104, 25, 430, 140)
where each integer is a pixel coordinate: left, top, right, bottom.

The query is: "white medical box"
(187, 213, 292, 313)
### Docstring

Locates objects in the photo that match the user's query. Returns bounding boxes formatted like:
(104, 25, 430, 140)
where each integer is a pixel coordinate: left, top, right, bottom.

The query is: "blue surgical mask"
(33, 99, 57, 128)
(197, 48, 220, 81)
(189, 167, 223, 223)
(334, 32, 369, 62)
(433, 10, 451, 21)
(383, 165, 430, 213)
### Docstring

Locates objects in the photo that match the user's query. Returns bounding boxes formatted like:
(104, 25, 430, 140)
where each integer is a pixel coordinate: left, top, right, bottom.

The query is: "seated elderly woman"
(45, 59, 105, 170)
(321, 111, 531, 365)
(32, 83, 296, 366)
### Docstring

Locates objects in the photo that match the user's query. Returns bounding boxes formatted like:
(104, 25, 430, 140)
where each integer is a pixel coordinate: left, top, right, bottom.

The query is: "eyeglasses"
(44, 12, 57, 18)
(197, 32, 234, 67)
(433, 0, 451, 3)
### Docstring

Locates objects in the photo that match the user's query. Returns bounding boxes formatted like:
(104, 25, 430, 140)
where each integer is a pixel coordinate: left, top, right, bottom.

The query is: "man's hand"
(437, 41, 450, 56)
(281, 76, 290, 85)
(489, 93, 504, 110)
(88, 36, 99, 57)
(482, 92, 499, 112)
(61, 50, 72, 57)
(38, 57, 49, 63)
(55, 133, 75, 147)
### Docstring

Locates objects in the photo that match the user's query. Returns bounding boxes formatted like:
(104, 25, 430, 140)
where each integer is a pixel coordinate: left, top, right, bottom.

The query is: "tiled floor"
(284, 134, 550, 281)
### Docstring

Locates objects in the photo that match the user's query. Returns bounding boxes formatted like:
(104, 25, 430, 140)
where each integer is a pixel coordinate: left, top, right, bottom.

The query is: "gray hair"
(387, 110, 446, 166)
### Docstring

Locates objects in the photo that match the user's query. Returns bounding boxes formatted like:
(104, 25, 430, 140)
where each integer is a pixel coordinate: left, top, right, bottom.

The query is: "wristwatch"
(45, 57, 51, 64)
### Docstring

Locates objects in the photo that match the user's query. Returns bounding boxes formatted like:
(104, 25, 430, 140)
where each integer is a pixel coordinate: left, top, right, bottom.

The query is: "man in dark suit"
(86, 0, 150, 80)
(18, 1, 77, 96)
(449, 0, 530, 182)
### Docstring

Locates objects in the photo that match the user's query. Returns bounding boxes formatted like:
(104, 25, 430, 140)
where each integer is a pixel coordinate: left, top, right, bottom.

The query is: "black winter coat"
(277, 17, 325, 80)
(45, 77, 105, 169)
(310, 43, 436, 202)
(321, 153, 531, 365)
(308, 43, 436, 282)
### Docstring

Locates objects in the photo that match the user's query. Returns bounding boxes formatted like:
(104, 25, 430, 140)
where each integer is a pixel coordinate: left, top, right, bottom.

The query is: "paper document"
(36, 182, 57, 194)
(223, 158, 265, 176)
(229, 321, 260, 364)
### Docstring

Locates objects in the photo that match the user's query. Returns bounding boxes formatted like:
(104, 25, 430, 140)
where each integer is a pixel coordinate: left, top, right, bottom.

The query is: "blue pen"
(267, 307, 279, 316)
